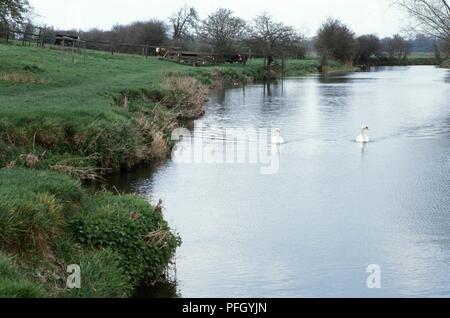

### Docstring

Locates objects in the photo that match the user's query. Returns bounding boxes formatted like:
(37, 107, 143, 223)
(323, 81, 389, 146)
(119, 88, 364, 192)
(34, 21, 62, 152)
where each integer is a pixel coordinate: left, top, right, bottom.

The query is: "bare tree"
(111, 20, 168, 45)
(249, 12, 302, 60)
(169, 5, 198, 42)
(383, 34, 411, 59)
(200, 8, 246, 53)
(395, 0, 450, 40)
(355, 34, 383, 63)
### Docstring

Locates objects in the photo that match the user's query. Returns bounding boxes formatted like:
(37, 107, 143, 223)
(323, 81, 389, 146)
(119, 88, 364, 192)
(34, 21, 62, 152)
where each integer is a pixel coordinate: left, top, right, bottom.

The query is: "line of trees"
(314, 18, 413, 65)
(46, 5, 445, 64)
(39, 7, 308, 62)
(394, 0, 450, 59)
(2, 1, 448, 65)
(172, 8, 308, 59)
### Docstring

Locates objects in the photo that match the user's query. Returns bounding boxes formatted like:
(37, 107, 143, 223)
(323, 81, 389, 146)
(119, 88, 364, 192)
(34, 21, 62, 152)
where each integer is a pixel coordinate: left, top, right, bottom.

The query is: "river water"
(110, 66, 450, 298)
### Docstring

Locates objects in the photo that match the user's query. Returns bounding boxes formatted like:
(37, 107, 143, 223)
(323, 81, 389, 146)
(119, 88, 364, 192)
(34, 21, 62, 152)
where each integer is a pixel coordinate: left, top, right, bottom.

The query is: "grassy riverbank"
(0, 168, 180, 297)
(358, 54, 439, 67)
(172, 58, 356, 86)
(0, 43, 194, 297)
(0, 42, 354, 297)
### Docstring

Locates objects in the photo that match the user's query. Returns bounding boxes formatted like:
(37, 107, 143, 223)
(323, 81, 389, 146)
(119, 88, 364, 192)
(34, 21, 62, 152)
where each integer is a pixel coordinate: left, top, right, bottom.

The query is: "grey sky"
(29, 0, 408, 37)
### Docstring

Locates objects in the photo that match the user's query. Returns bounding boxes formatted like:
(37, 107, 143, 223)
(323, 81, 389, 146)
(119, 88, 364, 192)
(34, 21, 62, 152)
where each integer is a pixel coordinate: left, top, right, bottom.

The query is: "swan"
(271, 128, 285, 145)
(356, 125, 370, 143)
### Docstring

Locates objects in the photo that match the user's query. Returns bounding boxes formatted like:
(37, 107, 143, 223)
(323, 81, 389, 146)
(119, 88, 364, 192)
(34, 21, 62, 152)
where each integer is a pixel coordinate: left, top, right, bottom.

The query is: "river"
(109, 66, 450, 297)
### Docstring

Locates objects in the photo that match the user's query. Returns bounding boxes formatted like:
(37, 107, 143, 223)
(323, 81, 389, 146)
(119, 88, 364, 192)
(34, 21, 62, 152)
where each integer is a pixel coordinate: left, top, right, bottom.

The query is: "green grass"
(71, 192, 181, 286)
(0, 168, 83, 255)
(360, 54, 438, 67)
(284, 59, 319, 76)
(0, 167, 179, 297)
(0, 253, 45, 298)
(59, 248, 133, 298)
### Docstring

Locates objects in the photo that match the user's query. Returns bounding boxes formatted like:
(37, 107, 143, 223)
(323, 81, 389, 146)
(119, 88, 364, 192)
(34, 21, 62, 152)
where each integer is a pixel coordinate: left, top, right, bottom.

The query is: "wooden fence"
(0, 23, 287, 67)
(0, 25, 44, 47)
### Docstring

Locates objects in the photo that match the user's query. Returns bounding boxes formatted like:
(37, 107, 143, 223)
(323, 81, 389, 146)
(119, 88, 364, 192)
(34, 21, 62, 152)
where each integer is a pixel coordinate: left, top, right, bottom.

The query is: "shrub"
(0, 253, 45, 298)
(316, 18, 356, 64)
(70, 193, 181, 286)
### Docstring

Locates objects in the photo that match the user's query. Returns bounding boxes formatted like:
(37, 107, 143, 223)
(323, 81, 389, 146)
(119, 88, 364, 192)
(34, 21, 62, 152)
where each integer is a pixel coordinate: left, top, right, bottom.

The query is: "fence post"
(38, 28, 41, 47)
(72, 40, 76, 63)
(39, 29, 44, 47)
(83, 41, 87, 65)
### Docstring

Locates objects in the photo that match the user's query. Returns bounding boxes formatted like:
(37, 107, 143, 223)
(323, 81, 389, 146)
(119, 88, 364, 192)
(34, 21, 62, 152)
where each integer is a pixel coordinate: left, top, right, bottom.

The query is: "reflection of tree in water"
(264, 82, 272, 96)
(134, 264, 180, 298)
(134, 279, 179, 298)
(317, 76, 353, 116)
(318, 74, 353, 84)
(207, 86, 227, 116)
(263, 80, 284, 97)
(213, 86, 227, 106)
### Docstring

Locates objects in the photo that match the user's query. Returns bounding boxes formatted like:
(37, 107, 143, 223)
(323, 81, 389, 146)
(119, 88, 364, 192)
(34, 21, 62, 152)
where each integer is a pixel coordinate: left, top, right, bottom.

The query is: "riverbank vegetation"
(442, 58, 450, 68)
(0, 43, 193, 297)
(0, 167, 180, 297)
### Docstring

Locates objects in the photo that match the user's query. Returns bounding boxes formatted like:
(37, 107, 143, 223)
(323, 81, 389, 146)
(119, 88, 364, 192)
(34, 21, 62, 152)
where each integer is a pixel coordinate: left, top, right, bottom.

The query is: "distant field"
(0, 44, 191, 120)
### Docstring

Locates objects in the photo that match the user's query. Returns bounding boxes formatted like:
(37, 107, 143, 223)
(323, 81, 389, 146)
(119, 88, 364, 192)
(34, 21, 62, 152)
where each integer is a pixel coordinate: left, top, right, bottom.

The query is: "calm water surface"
(111, 66, 450, 297)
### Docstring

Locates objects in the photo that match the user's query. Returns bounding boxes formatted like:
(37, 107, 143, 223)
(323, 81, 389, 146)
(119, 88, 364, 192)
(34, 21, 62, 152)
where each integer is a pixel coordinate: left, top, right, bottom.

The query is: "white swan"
(271, 128, 285, 145)
(356, 125, 370, 143)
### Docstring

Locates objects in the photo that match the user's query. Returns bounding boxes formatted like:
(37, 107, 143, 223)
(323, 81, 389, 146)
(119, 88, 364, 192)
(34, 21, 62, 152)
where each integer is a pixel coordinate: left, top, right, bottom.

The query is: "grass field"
(0, 45, 191, 118)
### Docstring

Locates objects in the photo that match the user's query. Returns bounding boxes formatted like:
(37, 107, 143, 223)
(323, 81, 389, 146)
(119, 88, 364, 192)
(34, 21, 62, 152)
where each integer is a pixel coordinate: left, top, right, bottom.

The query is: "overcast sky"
(29, 0, 408, 37)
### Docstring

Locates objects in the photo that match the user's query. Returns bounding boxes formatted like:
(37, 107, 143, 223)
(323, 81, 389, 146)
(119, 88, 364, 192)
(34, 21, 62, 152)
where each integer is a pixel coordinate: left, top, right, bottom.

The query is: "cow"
(224, 53, 249, 65)
(155, 47, 168, 57)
